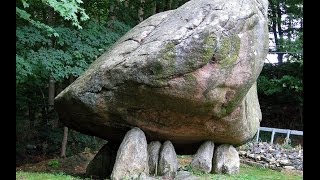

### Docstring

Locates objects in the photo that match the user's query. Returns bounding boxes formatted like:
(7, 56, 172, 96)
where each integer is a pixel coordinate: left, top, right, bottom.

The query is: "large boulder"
(110, 127, 149, 179)
(190, 141, 214, 173)
(54, 0, 269, 150)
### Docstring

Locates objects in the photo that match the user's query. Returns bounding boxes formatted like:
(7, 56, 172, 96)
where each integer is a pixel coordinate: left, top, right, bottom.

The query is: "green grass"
(16, 164, 302, 180)
(16, 171, 82, 180)
(194, 164, 302, 180)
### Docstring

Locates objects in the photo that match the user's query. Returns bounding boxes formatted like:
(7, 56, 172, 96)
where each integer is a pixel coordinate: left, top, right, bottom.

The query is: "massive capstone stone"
(55, 0, 269, 151)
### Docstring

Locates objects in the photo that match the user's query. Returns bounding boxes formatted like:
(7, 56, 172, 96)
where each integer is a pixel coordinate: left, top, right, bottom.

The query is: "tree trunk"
(48, 76, 57, 128)
(109, 3, 115, 20)
(138, 0, 145, 22)
(60, 75, 76, 158)
(48, 76, 55, 111)
(61, 126, 68, 158)
(270, 1, 279, 53)
(276, 0, 284, 64)
(28, 101, 35, 128)
(164, 0, 172, 10)
(156, 1, 164, 13)
(152, 1, 157, 15)
(287, 15, 292, 41)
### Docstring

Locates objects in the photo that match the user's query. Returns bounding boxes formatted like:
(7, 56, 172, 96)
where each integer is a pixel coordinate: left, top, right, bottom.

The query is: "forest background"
(16, 0, 303, 165)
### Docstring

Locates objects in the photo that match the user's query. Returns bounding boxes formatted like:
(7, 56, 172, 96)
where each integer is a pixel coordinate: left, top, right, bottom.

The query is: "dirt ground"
(16, 152, 195, 178)
(16, 151, 97, 177)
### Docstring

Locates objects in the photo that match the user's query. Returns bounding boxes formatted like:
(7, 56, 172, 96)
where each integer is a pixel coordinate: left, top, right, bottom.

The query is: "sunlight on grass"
(195, 164, 303, 180)
(16, 171, 82, 180)
(16, 164, 302, 180)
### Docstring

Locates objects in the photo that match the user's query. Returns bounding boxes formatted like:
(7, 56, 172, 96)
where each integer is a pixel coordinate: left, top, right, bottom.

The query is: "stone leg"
(111, 127, 149, 180)
(148, 141, 162, 176)
(212, 144, 240, 175)
(158, 141, 179, 178)
(190, 141, 214, 173)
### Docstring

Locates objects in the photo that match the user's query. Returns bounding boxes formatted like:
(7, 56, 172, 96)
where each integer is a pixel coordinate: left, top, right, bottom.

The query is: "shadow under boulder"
(86, 142, 119, 179)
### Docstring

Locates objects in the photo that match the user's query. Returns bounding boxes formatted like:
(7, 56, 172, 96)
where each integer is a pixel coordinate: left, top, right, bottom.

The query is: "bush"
(48, 159, 60, 168)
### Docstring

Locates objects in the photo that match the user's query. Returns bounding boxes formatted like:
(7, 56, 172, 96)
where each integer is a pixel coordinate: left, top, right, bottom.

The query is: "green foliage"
(258, 62, 303, 104)
(258, 75, 302, 96)
(67, 131, 106, 155)
(48, 159, 60, 168)
(44, 0, 89, 29)
(16, 7, 59, 37)
(16, 20, 131, 83)
(257, 62, 303, 130)
(17, 0, 89, 34)
(16, 15, 129, 158)
(256, 131, 272, 143)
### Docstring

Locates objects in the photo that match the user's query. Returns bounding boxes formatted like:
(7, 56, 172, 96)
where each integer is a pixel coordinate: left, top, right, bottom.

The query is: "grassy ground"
(179, 155, 302, 180)
(16, 164, 303, 180)
(16, 171, 82, 180)
(191, 164, 302, 180)
(16, 153, 302, 180)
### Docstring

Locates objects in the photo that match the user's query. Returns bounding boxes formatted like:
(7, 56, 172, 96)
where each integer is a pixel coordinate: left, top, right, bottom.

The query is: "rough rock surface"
(148, 141, 162, 176)
(111, 127, 149, 179)
(158, 141, 179, 178)
(212, 144, 240, 175)
(86, 142, 119, 179)
(54, 0, 269, 149)
(190, 141, 214, 173)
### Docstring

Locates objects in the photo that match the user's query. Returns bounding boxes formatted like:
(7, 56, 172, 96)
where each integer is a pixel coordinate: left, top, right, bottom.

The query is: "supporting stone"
(212, 144, 240, 175)
(158, 141, 179, 178)
(190, 141, 214, 173)
(148, 141, 162, 176)
(111, 127, 149, 180)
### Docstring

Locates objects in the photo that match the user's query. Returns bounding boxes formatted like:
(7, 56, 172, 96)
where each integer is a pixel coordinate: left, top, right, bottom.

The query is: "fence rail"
(255, 126, 303, 144)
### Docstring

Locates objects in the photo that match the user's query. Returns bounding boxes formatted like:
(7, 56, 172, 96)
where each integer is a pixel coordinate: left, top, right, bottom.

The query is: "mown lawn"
(193, 164, 303, 180)
(16, 171, 82, 180)
(16, 163, 302, 180)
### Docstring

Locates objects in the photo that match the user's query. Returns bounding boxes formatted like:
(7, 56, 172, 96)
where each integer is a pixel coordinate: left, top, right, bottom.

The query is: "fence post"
(285, 130, 291, 145)
(270, 129, 276, 144)
(256, 129, 260, 142)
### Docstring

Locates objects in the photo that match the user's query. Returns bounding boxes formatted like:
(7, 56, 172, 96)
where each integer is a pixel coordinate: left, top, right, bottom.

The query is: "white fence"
(255, 126, 303, 144)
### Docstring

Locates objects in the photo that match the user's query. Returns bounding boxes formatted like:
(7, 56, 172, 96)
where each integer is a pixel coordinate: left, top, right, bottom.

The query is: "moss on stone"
(217, 35, 241, 68)
(152, 42, 177, 79)
(184, 73, 197, 84)
(150, 61, 164, 75)
(202, 34, 216, 64)
(220, 83, 253, 118)
(162, 43, 176, 60)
